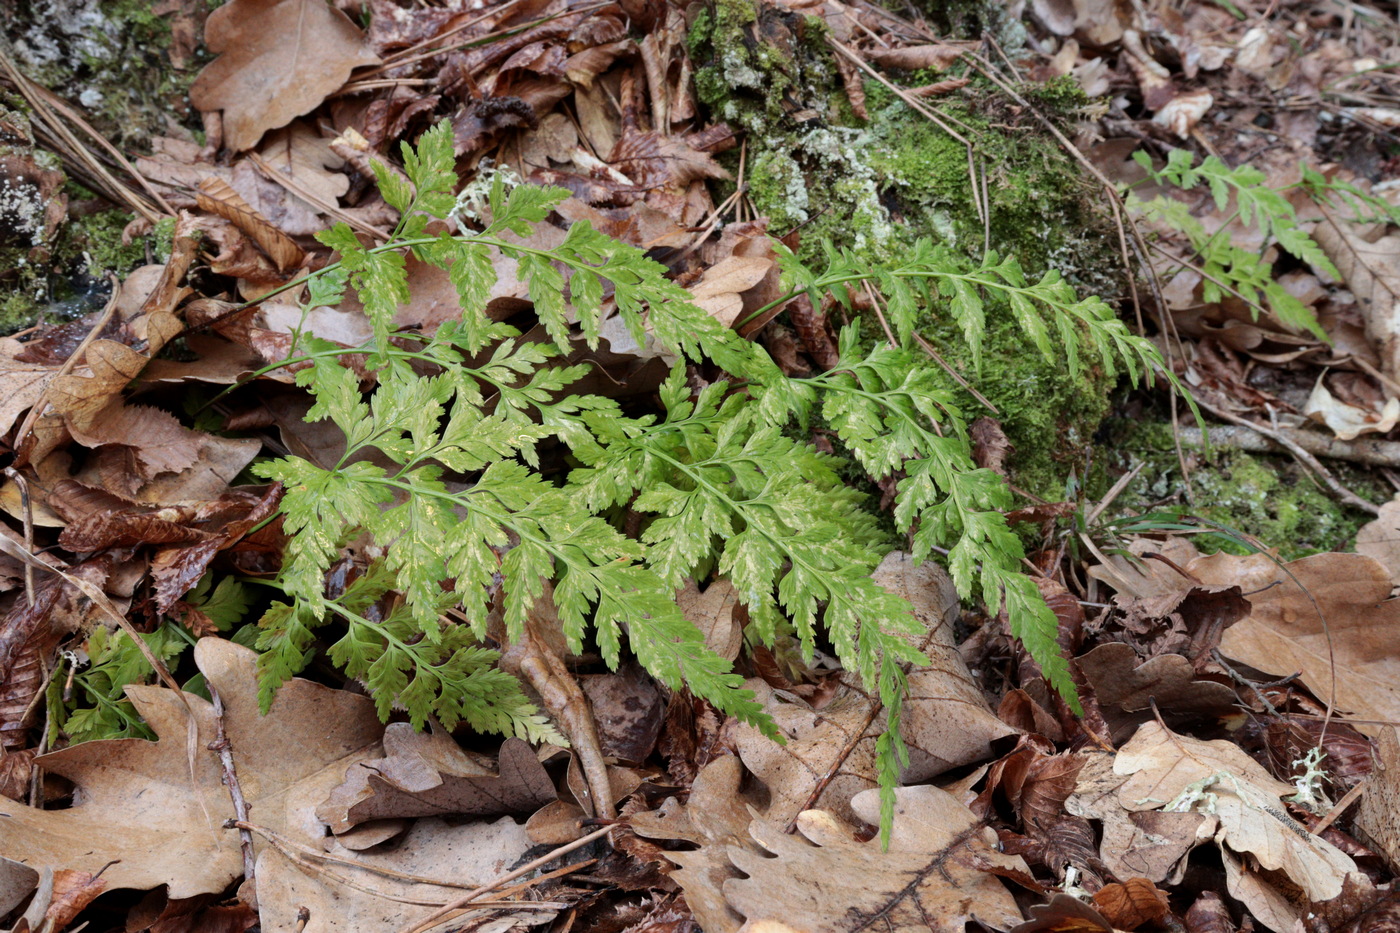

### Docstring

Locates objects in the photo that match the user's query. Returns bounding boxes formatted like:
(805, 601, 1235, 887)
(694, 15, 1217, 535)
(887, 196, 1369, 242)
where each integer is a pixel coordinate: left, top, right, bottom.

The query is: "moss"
(5, 0, 205, 148)
(689, 0, 1122, 497)
(1107, 420, 1382, 559)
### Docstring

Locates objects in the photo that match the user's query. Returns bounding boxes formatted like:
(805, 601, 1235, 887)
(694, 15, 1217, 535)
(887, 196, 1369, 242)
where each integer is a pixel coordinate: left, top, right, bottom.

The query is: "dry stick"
(0, 49, 168, 222)
(1179, 424, 1400, 469)
(1312, 779, 1367, 835)
(1194, 398, 1380, 516)
(246, 152, 393, 241)
(395, 825, 612, 933)
(210, 685, 258, 911)
(911, 332, 999, 414)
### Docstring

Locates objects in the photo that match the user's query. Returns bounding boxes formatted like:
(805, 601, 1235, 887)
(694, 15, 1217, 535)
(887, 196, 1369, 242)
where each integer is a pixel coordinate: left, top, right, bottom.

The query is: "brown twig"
(395, 825, 612, 933)
(210, 685, 258, 911)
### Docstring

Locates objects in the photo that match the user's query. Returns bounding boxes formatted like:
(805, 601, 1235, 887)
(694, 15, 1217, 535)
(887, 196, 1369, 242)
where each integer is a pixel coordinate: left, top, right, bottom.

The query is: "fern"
(1128, 148, 1362, 340)
(249, 120, 1184, 837)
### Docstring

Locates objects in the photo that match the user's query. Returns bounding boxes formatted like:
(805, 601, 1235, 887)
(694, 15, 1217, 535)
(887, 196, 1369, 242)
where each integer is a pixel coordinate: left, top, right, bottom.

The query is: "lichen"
(5, 0, 204, 148)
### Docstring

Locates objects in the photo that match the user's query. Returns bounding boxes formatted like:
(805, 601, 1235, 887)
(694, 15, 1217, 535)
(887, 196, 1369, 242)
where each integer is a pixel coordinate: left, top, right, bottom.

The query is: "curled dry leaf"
(630, 756, 769, 933)
(1305, 375, 1400, 440)
(190, 0, 380, 152)
(1115, 721, 1359, 928)
(730, 553, 1014, 825)
(316, 727, 556, 835)
(723, 785, 1028, 933)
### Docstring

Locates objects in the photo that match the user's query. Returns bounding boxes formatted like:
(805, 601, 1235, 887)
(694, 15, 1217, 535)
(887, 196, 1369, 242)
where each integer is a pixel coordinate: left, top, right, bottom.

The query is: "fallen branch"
(1180, 424, 1400, 471)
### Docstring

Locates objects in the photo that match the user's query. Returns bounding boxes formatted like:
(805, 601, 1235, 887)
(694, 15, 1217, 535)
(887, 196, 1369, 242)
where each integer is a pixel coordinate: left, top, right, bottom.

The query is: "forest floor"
(2, 0, 1400, 930)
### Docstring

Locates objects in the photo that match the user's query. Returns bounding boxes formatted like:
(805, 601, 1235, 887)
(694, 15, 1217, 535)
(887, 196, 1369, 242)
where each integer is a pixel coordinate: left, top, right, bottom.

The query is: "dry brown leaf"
(1115, 721, 1359, 926)
(1009, 895, 1114, 932)
(1185, 550, 1400, 727)
(196, 176, 306, 272)
(254, 815, 553, 933)
(630, 756, 768, 933)
(723, 785, 1028, 933)
(1092, 878, 1171, 930)
(731, 553, 1015, 825)
(677, 579, 743, 663)
(866, 44, 965, 71)
(0, 639, 554, 933)
(1355, 497, 1400, 585)
(1305, 375, 1400, 440)
(1065, 750, 1204, 885)
(1315, 220, 1400, 381)
(316, 726, 555, 835)
(687, 256, 774, 327)
(0, 638, 382, 897)
(190, 0, 380, 152)
(1356, 726, 1400, 873)
(1077, 643, 1237, 742)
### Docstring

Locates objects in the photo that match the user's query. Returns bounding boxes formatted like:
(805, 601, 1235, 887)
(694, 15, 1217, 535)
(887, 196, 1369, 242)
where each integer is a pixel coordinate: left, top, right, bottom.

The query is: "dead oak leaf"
(723, 785, 1028, 933)
(730, 553, 1015, 826)
(630, 756, 768, 933)
(190, 0, 380, 152)
(316, 725, 556, 835)
(1115, 721, 1359, 923)
(0, 638, 384, 898)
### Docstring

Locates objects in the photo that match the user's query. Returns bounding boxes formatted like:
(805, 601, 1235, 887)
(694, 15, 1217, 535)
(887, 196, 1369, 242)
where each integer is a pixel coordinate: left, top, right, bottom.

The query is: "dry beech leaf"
(630, 756, 767, 933)
(316, 725, 556, 835)
(1314, 221, 1400, 381)
(731, 553, 1015, 825)
(1354, 498, 1400, 586)
(190, 0, 380, 152)
(1356, 726, 1400, 873)
(1115, 721, 1359, 926)
(1188, 550, 1400, 727)
(196, 176, 306, 272)
(723, 785, 1028, 933)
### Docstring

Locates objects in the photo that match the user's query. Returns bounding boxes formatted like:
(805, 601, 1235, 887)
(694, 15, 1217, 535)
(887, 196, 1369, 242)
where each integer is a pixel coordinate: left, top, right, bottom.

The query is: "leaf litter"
(4, 0, 1400, 928)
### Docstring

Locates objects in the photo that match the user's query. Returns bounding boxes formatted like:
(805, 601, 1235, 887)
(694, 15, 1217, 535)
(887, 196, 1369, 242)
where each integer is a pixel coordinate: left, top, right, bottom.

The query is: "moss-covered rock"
(5, 0, 205, 149)
(0, 102, 156, 333)
(688, 0, 1122, 497)
(1109, 420, 1382, 559)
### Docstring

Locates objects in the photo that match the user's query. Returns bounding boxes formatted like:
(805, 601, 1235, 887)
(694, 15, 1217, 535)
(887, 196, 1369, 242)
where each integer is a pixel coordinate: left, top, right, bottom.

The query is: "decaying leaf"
(730, 554, 1015, 825)
(723, 785, 1028, 933)
(1115, 721, 1359, 928)
(190, 0, 380, 152)
(1314, 219, 1400, 381)
(318, 726, 556, 835)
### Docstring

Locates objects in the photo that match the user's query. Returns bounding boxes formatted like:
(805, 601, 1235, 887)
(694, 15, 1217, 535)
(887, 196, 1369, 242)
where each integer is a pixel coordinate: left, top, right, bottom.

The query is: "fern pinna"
(250, 121, 1172, 834)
